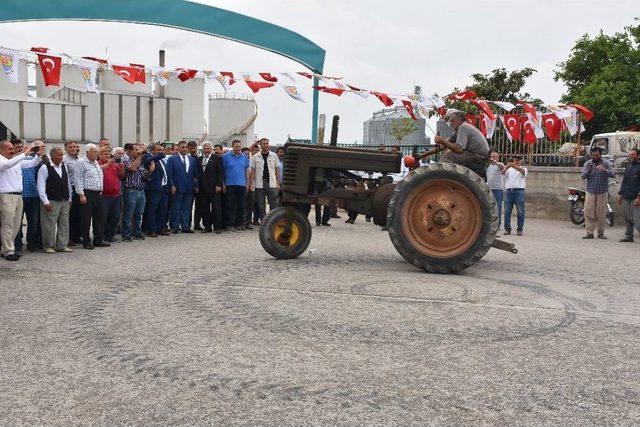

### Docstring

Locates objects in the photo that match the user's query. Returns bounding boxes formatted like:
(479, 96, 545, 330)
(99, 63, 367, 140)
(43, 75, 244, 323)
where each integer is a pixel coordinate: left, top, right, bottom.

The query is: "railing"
(209, 93, 255, 101)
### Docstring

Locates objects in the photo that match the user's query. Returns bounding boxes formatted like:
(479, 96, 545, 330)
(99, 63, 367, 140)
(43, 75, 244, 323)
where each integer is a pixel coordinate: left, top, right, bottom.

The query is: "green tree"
(554, 20, 640, 138)
(389, 117, 417, 143)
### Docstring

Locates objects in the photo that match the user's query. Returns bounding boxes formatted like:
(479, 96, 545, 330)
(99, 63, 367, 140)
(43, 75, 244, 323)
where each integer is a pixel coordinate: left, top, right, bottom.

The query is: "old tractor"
(259, 143, 517, 273)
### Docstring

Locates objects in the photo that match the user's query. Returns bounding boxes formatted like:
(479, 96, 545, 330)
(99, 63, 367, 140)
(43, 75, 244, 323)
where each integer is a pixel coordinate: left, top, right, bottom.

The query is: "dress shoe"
(215, 230, 222, 234)
(44, 248, 56, 254)
(160, 230, 171, 236)
(4, 253, 19, 261)
(105, 237, 121, 243)
(147, 232, 158, 238)
(321, 222, 331, 226)
(83, 242, 95, 250)
(345, 219, 355, 224)
(171, 229, 180, 234)
(182, 229, 194, 234)
(582, 234, 594, 239)
(93, 242, 111, 248)
(233, 226, 242, 232)
(517, 230, 523, 236)
(316, 222, 321, 226)
(122, 236, 132, 242)
(201, 229, 212, 233)
(133, 235, 146, 240)
(57, 247, 74, 253)
(620, 237, 634, 242)
(597, 233, 607, 240)
(503, 230, 511, 235)
(194, 225, 203, 231)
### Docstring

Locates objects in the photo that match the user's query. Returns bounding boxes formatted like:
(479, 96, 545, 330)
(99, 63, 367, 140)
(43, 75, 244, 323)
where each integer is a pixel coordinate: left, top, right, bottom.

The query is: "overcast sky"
(0, 0, 637, 143)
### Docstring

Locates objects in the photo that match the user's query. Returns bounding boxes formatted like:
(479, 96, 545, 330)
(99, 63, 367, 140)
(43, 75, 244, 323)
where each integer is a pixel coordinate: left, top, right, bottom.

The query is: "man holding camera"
(581, 146, 615, 239)
(0, 139, 42, 261)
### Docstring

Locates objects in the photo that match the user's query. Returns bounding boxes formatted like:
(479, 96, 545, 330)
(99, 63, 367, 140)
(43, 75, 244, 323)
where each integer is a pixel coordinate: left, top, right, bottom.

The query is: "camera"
(30, 146, 39, 153)
(115, 157, 122, 163)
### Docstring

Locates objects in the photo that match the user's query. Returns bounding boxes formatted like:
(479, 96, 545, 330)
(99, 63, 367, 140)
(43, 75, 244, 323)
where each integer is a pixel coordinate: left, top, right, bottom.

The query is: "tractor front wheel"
(259, 207, 312, 259)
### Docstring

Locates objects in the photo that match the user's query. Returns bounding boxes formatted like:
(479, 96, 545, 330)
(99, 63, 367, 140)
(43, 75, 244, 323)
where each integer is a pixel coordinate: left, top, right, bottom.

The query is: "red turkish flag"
(130, 63, 146, 83)
(448, 90, 477, 101)
(371, 91, 394, 107)
(542, 113, 562, 141)
(259, 73, 278, 82)
(36, 54, 62, 87)
(522, 117, 537, 144)
(465, 114, 478, 127)
(437, 106, 447, 117)
(401, 100, 417, 120)
(313, 86, 346, 96)
(297, 72, 314, 79)
(244, 80, 275, 93)
(177, 69, 198, 82)
(568, 104, 595, 122)
(220, 71, 236, 85)
(479, 114, 487, 136)
(471, 100, 496, 120)
(517, 100, 538, 122)
(30, 47, 49, 53)
(501, 114, 522, 142)
(112, 65, 137, 84)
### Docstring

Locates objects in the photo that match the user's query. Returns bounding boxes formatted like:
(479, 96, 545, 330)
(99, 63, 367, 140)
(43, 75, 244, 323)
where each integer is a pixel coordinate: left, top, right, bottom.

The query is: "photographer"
(581, 146, 615, 239)
(98, 146, 125, 243)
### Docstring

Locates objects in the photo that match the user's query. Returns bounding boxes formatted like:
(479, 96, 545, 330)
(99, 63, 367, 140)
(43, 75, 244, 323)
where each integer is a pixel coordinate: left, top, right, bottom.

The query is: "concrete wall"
(0, 60, 28, 98)
(0, 98, 84, 141)
(518, 166, 624, 223)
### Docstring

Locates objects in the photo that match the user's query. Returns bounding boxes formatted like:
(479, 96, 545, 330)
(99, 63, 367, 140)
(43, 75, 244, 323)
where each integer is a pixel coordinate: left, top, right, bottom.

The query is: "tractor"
(259, 143, 517, 273)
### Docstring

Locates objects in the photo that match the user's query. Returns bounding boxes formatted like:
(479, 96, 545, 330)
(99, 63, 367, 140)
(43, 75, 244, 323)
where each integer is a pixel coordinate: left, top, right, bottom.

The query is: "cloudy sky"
(0, 0, 637, 143)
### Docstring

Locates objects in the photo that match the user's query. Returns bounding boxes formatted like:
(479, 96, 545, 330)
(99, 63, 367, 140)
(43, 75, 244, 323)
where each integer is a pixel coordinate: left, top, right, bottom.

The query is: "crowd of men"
(0, 137, 284, 261)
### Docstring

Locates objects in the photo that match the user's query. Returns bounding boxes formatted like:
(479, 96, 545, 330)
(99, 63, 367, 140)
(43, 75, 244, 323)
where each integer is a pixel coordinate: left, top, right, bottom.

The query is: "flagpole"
(575, 111, 582, 167)
(311, 75, 320, 144)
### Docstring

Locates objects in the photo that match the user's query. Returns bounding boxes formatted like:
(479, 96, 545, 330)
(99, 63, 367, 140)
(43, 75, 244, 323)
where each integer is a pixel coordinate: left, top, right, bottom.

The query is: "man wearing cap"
(419, 109, 490, 174)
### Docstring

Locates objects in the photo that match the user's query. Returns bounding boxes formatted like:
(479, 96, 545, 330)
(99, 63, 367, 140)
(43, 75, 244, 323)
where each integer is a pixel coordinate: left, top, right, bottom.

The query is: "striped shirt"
(63, 154, 79, 188)
(581, 159, 615, 194)
(123, 156, 148, 190)
(74, 157, 104, 194)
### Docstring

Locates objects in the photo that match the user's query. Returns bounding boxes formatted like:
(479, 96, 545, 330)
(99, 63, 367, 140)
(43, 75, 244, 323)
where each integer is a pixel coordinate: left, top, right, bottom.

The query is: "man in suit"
(166, 140, 198, 233)
(143, 143, 170, 237)
(197, 142, 224, 234)
(187, 140, 203, 231)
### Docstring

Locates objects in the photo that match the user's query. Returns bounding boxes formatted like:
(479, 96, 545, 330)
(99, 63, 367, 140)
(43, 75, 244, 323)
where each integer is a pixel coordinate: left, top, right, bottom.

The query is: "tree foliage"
(555, 20, 640, 137)
(389, 117, 417, 143)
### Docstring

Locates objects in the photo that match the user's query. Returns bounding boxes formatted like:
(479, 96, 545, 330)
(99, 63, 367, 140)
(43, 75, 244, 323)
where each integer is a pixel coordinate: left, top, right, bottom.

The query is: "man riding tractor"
(415, 109, 491, 177)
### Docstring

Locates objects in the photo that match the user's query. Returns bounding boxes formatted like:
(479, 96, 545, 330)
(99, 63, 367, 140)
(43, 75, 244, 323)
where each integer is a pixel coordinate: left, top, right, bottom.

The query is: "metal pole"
(317, 114, 326, 145)
(159, 50, 165, 98)
(311, 76, 319, 144)
(575, 112, 582, 167)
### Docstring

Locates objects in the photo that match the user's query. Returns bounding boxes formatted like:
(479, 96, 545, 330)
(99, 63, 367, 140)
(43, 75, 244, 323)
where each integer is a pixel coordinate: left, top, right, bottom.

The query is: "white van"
(587, 131, 640, 167)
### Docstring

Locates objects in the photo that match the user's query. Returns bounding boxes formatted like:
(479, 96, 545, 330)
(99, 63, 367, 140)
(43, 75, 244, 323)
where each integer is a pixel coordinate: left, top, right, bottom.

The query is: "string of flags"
(0, 44, 594, 144)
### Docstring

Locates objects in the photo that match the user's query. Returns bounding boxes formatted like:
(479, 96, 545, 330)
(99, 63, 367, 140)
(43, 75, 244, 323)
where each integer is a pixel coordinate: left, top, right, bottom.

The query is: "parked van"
(586, 131, 640, 167)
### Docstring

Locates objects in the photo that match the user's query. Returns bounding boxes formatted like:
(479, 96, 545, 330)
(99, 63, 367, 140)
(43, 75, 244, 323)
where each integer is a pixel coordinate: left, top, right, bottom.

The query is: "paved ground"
(1, 217, 639, 424)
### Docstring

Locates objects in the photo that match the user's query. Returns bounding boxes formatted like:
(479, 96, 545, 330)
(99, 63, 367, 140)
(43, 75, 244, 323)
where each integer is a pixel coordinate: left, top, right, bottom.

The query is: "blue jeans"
(101, 196, 121, 241)
(504, 188, 525, 232)
(145, 188, 169, 234)
(122, 189, 146, 238)
(170, 192, 193, 231)
(491, 189, 504, 229)
(14, 197, 41, 252)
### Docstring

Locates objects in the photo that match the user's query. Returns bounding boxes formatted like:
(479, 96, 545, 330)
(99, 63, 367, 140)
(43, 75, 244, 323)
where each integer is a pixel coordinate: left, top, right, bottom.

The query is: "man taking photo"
(581, 146, 615, 239)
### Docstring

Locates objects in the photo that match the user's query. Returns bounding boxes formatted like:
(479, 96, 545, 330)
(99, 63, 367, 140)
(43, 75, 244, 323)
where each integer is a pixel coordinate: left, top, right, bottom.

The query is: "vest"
(45, 163, 70, 202)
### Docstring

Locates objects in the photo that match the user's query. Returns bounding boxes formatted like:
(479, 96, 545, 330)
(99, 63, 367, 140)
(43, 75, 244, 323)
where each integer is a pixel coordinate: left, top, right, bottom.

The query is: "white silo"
(0, 59, 29, 99)
(165, 77, 205, 140)
(208, 93, 257, 147)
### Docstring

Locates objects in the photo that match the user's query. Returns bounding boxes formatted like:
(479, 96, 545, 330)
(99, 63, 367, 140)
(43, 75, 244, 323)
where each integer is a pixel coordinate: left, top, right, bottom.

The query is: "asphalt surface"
(1, 217, 639, 425)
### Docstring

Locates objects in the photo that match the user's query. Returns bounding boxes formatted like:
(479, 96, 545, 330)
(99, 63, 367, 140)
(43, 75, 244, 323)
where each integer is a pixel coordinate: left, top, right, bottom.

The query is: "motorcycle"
(567, 182, 616, 226)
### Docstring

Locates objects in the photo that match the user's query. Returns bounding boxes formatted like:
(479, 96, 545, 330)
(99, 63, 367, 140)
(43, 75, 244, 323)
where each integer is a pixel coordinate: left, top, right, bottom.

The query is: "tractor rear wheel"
(387, 163, 498, 273)
(260, 206, 312, 259)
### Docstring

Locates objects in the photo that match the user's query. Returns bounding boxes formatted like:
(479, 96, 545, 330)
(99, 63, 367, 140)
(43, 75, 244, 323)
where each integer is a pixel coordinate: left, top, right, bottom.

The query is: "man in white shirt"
(0, 140, 40, 261)
(249, 138, 280, 221)
(37, 147, 74, 253)
(486, 150, 505, 230)
(502, 155, 528, 236)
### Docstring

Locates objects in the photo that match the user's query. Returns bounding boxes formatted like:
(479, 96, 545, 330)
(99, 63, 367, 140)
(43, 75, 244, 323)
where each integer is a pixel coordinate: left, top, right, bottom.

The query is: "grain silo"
(165, 76, 206, 141)
(208, 93, 257, 147)
(363, 106, 427, 147)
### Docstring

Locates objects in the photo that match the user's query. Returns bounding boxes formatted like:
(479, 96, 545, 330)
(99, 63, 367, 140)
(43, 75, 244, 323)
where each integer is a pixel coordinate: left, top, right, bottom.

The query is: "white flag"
(74, 58, 99, 93)
(484, 115, 497, 139)
(527, 112, 545, 138)
(0, 48, 20, 84)
(201, 70, 216, 81)
(279, 72, 296, 83)
(214, 72, 234, 92)
(563, 107, 579, 136)
(427, 95, 445, 108)
(491, 101, 516, 112)
(152, 67, 175, 87)
(280, 83, 304, 102)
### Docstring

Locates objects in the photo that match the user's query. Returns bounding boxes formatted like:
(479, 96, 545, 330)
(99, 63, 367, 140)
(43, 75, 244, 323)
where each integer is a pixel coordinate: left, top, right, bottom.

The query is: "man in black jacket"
(197, 142, 224, 234)
(618, 147, 640, 242)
